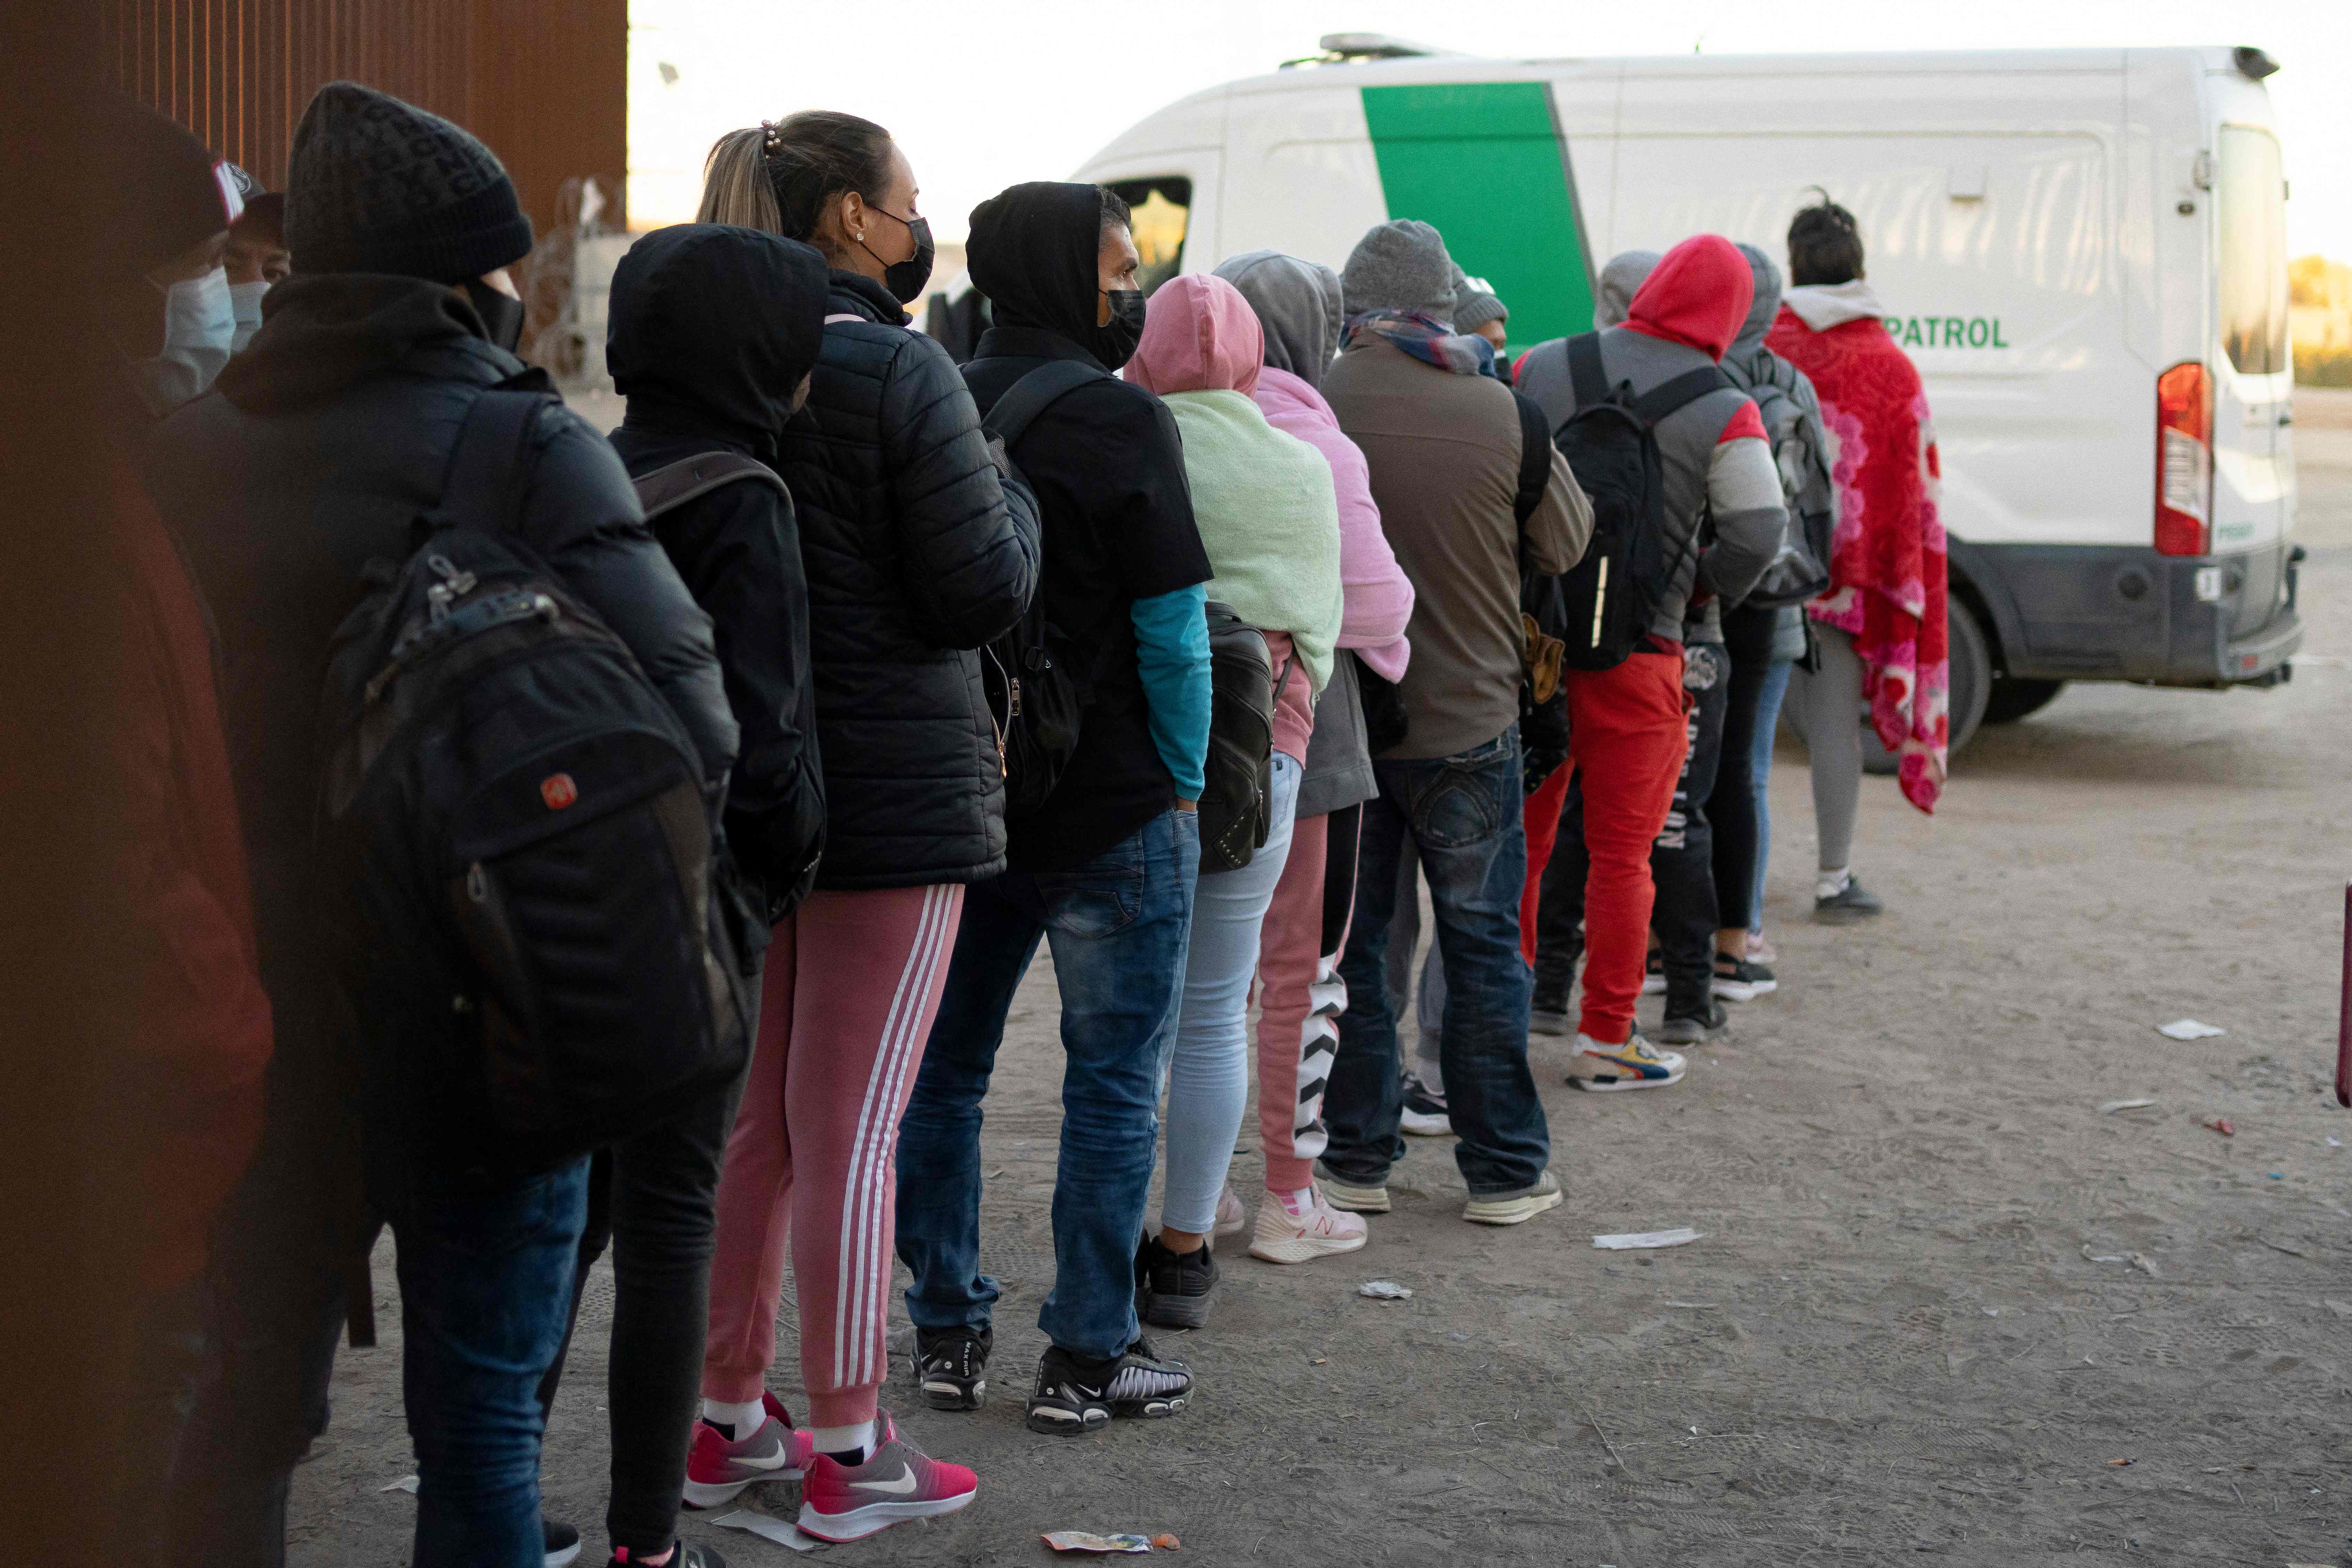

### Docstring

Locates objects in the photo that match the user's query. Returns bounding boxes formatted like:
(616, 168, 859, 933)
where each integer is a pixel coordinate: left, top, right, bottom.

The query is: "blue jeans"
(1323, 726, 1550, 1196)
(1161, 754, 1300, 1234)
(1750, 658, 1795, 930)
(897, 808, 1200, 1361)
(376, 1155, 589, 1568)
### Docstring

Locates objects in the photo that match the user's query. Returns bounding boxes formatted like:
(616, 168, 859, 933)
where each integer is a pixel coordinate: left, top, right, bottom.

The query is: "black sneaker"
(912, 1324, 992, 1412)
(544, 1518, 582, 1568)
(1135, 1233, 1220, 1329)
(1711, 952, 1777, 1001)
(1655, 998, 1729, 1045)
(1025, 1339, 1193, 1434)
(1643, 949, 1667, 994)
(1399, 1073, 1452, 1136)
(607, 1545, 725, 1568)
(1814, 872, 1885, 924)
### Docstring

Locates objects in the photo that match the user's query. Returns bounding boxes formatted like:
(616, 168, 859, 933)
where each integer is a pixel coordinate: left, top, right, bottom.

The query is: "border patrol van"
(1036, 39, 2303, 754)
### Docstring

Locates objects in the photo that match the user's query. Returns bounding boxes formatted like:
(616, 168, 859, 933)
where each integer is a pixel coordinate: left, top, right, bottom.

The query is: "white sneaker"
(1565, 1032, 1687, 1092)
(1213, 1184, 1247, 1240)
(1247, 1185, 1370, 1263)
(1399, 1073, 1451, 1136)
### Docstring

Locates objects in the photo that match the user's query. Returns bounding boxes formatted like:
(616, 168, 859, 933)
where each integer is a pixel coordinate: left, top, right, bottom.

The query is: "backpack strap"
(1632, 365, 1734, 426)
(631, 451, 788, 523)
(982, 359, 1112, 451)
(432, 387, 556, 539)
(1510, 391, 1552, 526)
(1565, 332, 1610, 411)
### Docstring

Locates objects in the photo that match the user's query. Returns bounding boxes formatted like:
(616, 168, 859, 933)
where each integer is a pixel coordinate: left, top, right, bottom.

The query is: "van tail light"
(2155, 361, 2211, 556)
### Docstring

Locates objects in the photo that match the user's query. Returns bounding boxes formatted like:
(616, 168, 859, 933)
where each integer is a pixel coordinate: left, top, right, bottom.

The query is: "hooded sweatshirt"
(1515, 234, 1786, 643)
(961, 182, 1214, 866)
(1126, 273, 1345, 765)
(607, 223, 831, 907)
(1724, 246, 1836, 566)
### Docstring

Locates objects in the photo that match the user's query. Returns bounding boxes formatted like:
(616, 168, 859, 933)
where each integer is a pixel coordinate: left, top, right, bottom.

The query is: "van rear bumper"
(1949, 538, 2303, 689)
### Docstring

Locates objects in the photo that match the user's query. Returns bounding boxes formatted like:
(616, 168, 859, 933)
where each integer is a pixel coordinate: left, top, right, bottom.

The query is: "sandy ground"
(288, 401, 2352, 1566)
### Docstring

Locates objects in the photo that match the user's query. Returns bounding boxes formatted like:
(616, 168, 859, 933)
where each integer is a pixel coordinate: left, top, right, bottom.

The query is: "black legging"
(1709, 604, 1778, 934)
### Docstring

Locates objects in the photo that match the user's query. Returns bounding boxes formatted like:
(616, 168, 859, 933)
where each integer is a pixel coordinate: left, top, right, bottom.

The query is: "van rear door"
(2209, 122, 2292, 564)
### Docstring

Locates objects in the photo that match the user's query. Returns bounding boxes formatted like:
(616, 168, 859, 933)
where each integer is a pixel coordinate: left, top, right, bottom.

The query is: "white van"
(1037, 39, 2304, 752)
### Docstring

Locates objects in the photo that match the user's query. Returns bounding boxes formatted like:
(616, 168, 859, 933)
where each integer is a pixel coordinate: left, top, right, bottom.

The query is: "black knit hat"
(104, 96, 238, 280)
(285, 82, 533, 282)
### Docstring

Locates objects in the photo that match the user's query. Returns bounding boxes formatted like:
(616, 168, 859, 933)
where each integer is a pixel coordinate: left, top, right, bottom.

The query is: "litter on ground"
(380, 1475, 418, 1494)
(2157, 1019, 2225, 1040)
(712, 1511, 819, 1551)
(1042, 1532, 1155, 1553)
(1357, 1279, 1413, 1300)
(2202, 1117, 2235, 1136)
(1593, 1228, 1705, 1250)
(2098, 1097, 2160, 1114)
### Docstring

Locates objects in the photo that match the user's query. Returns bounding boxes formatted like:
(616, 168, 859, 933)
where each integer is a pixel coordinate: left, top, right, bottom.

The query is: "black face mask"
(857, 205, 936, 306)
(462, 277, 527, 353)
(1092, 287, 1148, 370)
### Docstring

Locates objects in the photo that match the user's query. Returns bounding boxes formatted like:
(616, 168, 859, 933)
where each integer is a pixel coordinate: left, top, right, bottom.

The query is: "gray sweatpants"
(1793, 621, 1863, 873)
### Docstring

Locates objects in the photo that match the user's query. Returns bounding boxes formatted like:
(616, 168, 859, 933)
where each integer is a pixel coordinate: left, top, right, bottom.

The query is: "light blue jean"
(1749, 657, 1796, 931)
(1159, 754, 1301, 1234)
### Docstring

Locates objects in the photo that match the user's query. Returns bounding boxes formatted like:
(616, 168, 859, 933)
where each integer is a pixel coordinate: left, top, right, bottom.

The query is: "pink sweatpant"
(1256, 813, 1339, 1195)
(702, 884, 962, 1428)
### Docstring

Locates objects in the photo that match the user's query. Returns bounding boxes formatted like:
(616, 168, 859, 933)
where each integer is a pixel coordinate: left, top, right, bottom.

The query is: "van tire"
(1785, 591, 1990, 775)
(1982, 676, 2065, 724)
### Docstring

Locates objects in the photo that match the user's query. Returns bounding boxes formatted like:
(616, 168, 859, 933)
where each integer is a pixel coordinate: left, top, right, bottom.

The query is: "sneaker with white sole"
(543, 1518, 582, 1568)
(1025, 1340, 1193, 1434)
(1462, 1169, 1564, 1226)
(912, 1323, 990, 1411)
(1311, 1162, 1390, 1213)
(1745, 929, 1777, 964)
(1655, 999, 1729, 1045)
(1565, 1033, 1687, 1092)
(1399, 1073, 1451, 1136)
(681, 1392, 814, 1508)
(1642, 950, 1667, 994)
(1814, 871, 1885, 924)
(1247, 1185, 1368, 1263)
(1213, 1184, 1247, 1239)
(1712, 952, 1777, 1001)
(795, 1412, 977, 1543)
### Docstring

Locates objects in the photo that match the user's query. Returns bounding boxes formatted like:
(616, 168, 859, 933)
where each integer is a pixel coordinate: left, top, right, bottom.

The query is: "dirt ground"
(289, 400, 2352, 1566)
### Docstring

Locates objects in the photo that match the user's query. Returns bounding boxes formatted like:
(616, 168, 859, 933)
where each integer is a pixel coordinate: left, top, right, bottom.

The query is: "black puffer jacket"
(146, 273, 737, 998)
(607, 224, 830, 916)
(779, 271, 1041, 888)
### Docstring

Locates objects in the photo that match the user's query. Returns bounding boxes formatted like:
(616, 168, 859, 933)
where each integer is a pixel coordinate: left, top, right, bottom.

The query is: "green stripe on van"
(1360, 82, 1595, 350)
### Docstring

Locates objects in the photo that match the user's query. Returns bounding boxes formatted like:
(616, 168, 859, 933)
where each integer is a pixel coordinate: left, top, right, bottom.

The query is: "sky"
(625, 0, 2352, 259)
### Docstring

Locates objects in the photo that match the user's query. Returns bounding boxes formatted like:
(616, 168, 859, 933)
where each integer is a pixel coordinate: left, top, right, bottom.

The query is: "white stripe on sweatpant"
(829, 885, 953, 1390)
(843, 887, 953, 1385)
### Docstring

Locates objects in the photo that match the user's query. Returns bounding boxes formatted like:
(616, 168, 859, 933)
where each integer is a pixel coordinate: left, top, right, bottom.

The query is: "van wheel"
(1982, 676, 2065, 724)
(1784, 592, 1990, 775)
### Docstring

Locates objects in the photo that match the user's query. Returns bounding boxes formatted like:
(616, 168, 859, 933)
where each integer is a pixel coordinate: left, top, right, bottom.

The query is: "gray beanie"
(1449, 262, 1508, 335)
(1343, 219, 1456, 321)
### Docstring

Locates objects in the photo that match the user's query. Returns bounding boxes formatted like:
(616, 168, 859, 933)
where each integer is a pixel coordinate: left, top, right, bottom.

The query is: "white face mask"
(228, 278, 271, 353)
(136, 265, 236, 413)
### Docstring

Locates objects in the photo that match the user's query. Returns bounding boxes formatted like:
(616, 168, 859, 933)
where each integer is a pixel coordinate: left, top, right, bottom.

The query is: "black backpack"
(1549, 333, 1728, 671)
(317, 388, 754, 1175)
(970, 359, 1105, 814)
(1198, 602, 1286, 875)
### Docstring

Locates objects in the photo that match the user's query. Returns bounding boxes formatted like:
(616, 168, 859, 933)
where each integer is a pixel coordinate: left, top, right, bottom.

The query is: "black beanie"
(285, 82, 534, 282)
(105, 96, 238, 280)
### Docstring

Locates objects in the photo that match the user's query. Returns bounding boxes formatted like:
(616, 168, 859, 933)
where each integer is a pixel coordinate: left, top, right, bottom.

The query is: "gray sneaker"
(1656, 999, 1729, 1045)
(1814, 872, 1885, 924)
(1462, 1169, 1564, 1226)
(1529, 1004, 1573, 1037)
(1313, 1161, 1391, 1213)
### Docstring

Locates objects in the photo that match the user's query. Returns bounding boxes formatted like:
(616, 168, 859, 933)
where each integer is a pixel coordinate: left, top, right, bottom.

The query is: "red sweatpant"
(1517, 764, 1574, 966)
(1560, 655, 1689, 1044)
(702, 884, 962, 1427)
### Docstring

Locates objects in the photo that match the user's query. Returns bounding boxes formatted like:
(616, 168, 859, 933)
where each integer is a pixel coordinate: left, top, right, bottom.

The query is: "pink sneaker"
(1746, 930, 1778, 964)
(1247, 1184, 1368, 1264)
(682, 1392, 814, 1508)
(796, 1413, 978, 1542)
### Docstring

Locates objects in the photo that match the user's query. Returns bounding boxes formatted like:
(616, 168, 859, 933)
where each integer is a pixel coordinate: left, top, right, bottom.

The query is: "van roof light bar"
(2233, 46, 2280, 81)
(1282, 32, 1455, 67)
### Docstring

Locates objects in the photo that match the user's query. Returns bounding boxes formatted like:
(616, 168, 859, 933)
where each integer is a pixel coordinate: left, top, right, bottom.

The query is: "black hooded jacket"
(144, 272, 736, 1025)
(607, 224, 829, 912)
(772, 266, 1041, 889)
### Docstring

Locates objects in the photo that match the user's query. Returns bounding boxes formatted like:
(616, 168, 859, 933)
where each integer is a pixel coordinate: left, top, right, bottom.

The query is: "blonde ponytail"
(698, 127, 782, 233)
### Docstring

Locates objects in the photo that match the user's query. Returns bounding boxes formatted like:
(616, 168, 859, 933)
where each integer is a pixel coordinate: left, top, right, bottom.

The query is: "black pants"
(1535, 646, 1731, 1019)
(1709, 605, 1778, 934)
(536, 1035, 748, 1555)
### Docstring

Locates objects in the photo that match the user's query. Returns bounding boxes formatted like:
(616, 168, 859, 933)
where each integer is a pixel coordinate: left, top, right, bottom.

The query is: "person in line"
(1714, 243, 1834, 978)
(1450, 264, 1512, 367)
(151, 83, 737, 1568)
(896, 181, 1212, 1435)
(1515, 235, 1784, 1086)
(688, 114, 1039, 1542)
(1316, 219, 1590, 1227)
(1211, 249, 1415, 1265)
(1525, 249, 1657, 1035)
(1767, 195, 1949, 918)
(105, 130, 241, 416)
(524, 223, 834, 1568)
(1124, 272, 1343, 1322)
(224, 190, 290, 352)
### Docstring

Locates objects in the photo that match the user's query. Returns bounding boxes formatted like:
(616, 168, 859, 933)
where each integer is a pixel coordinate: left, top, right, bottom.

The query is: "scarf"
(1766, 303, 1948, 814)
(1343, 309, 1495, 378)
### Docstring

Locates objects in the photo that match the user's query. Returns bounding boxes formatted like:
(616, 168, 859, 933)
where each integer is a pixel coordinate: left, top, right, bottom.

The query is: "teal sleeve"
(1130, 584, 1211, 800)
